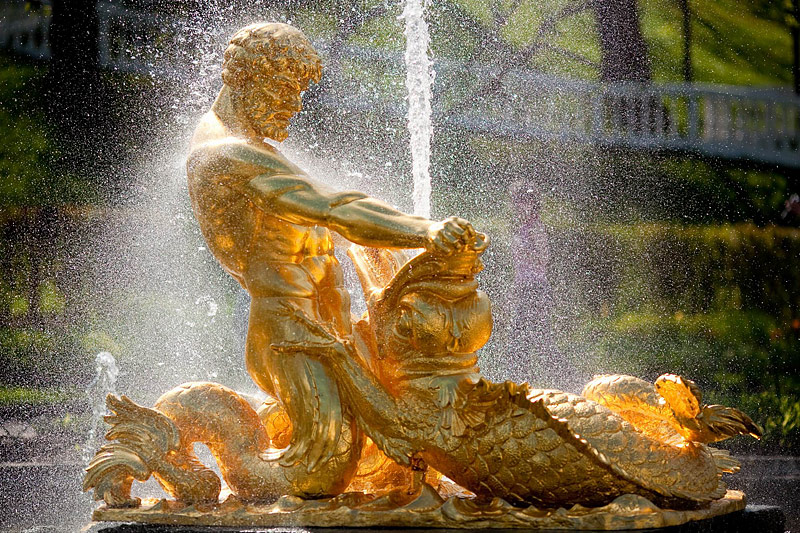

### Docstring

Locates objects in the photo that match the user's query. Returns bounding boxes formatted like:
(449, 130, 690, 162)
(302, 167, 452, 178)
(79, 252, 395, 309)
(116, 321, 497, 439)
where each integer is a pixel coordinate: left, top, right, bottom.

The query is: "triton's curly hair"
(221, 23, 322, 90)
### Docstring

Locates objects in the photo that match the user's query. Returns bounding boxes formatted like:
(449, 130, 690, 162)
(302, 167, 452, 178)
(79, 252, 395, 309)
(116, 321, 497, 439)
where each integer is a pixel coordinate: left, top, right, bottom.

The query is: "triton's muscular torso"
(186, 112, 347, 306)
(182, 108, 367, 495)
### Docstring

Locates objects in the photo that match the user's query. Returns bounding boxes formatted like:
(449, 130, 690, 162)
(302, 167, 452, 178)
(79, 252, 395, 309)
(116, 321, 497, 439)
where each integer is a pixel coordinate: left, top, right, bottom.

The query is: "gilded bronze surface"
(84, 22, 763, 530)
(92, 490, 747, 530)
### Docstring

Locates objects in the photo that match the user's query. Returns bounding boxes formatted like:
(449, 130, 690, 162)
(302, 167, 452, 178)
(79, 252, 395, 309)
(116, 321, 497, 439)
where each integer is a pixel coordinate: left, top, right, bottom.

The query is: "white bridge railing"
(3, 0, 799, 168)
(454, 72, 800, 168)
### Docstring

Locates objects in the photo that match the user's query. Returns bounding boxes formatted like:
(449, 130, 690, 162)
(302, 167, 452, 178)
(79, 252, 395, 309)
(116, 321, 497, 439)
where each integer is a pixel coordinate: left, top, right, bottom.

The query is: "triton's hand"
(425, 216, 487, 254)
(271, 340, 345, 360)
(272, 302, 351, 360)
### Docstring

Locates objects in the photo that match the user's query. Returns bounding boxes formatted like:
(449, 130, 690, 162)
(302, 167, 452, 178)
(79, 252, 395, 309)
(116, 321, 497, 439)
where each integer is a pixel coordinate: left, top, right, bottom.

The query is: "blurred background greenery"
(0, 0, 798, 455)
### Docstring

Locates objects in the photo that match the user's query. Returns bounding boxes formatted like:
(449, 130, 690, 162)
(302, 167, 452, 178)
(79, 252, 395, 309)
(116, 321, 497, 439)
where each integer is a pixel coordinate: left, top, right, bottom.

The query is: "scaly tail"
(581, 373, 762, 495)
(583, 374, 763, 445)
(654, 374, 763, 443)
(103, 395, 181, 455)
(698, 405, 763, 442)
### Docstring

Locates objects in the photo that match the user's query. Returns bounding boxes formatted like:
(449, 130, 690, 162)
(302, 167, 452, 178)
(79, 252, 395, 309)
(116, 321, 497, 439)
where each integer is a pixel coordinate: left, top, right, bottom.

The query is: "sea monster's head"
(349, 245, 493, 387)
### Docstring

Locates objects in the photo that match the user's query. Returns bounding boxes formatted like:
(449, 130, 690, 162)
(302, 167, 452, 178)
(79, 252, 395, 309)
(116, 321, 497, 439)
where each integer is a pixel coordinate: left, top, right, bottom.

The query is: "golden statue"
(183, 22, 481, 498)
(83, 22, 763, 530)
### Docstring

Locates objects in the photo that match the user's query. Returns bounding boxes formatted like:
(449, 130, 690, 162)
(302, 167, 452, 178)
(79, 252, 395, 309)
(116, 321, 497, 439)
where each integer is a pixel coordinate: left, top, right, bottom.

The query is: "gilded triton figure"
(184, 22, 483, 497)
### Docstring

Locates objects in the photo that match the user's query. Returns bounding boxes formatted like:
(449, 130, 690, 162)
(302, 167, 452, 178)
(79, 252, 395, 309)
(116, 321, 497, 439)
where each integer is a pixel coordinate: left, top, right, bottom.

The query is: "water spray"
(401, 0, 434, 219)
(82, 351, 119, 464)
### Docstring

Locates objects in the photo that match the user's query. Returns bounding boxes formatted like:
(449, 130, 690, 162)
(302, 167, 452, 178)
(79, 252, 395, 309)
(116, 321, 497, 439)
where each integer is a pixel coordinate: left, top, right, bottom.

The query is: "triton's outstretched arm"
(190, 140, 484, 254)
(246, 173, 481, 254)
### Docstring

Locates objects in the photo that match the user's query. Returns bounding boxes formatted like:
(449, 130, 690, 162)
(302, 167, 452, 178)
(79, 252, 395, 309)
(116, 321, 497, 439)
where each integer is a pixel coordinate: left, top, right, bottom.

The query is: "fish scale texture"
(422, 380, 725, 508)
(529, 389, 725, 503)
(431, 388, 646, 506)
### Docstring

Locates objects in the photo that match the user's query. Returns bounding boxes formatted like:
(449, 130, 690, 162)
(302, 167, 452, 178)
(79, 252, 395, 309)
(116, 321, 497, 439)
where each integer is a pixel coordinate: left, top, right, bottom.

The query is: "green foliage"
(0, 385, 72, 407)
(0, 54, 96, 206)
(0, 326, 89, 387)
(558, 150, 799, 226)
(723, 391, 800, 450)
(775, 395, 800, 445)
(546, 222, 800, 320)
(447, 0, 795, 86)
(641, 0, 793, 86)
(576, 310, 789, 386)
(0, 57, 53, 206)
(38, 279, 66, 315)
(656, 157, 796, 225)
(298, 0, 796, 87)
(613, 223, 798, 316)
(79, 329, 123, 357)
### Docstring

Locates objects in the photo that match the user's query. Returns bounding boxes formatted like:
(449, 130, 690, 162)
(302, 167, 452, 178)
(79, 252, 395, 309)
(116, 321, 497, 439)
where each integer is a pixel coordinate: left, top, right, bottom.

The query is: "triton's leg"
(244, 297, 363, 495)
(269, 305, 418, 468)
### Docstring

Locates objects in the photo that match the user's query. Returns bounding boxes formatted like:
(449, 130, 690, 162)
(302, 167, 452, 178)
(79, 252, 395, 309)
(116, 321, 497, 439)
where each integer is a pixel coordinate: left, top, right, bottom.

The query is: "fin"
(655, 374, 701, 419)
(105, 394, 181, 456)
(698, 404, 763, 442)
(84, 394, 182, 507)
(710, 447, 741, 474)
(84, 444, 150, 490)
(656, 375, 763, 443)
(83, 443, 150, 507)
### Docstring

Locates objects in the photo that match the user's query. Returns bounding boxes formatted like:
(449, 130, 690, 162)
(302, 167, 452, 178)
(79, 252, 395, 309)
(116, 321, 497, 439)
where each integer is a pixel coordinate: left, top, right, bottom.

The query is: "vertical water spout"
(402, 0, 434, 218)
(82, 351, 119, 463)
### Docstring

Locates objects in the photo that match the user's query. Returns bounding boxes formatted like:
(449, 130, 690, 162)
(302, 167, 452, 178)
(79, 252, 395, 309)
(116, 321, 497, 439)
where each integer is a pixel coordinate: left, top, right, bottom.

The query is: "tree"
(592, 0, 651, 82)
(46, 0, 103, 168)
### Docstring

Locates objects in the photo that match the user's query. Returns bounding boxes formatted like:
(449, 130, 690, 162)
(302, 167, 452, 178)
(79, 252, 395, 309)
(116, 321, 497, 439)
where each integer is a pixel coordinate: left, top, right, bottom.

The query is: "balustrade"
(2, 0, 798, 167)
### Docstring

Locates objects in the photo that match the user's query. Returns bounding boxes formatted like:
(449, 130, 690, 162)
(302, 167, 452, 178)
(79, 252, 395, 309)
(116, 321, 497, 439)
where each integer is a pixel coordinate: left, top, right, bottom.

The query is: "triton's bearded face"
(221, 23, 322, 142)
(238, 75, 305, 142)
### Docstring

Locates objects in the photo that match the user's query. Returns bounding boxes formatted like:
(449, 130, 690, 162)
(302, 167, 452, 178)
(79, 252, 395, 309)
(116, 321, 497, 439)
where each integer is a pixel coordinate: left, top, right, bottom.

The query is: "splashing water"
(401, 0, 434, 218)
(82, 351, 119, 464)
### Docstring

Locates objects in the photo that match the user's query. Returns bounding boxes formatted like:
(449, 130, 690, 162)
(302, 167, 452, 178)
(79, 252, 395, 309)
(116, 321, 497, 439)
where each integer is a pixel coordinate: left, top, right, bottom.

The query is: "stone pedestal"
(85, 505, 784, 533)
(81, 490, 784, 532)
